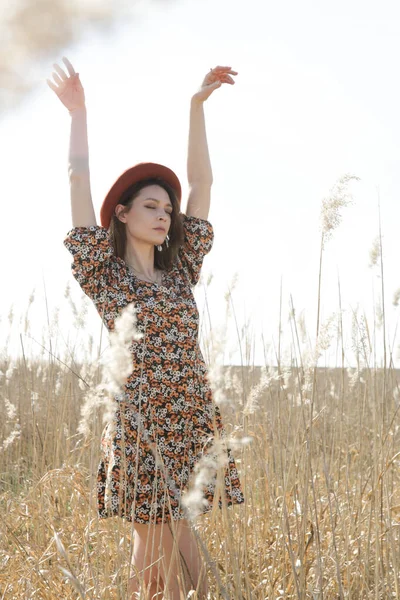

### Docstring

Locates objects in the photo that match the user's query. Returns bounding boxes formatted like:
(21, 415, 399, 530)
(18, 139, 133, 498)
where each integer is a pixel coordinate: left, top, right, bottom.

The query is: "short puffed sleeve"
(177, 214, 214, 287)
(63, 225, 115, 301)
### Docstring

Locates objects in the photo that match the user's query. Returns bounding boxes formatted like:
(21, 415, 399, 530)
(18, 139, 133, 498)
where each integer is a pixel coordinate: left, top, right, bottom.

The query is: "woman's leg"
(128, 520, 164, 599)
(173, 519, 209, 598)
(128, 520, 184, 600)
(128, 518, 209, 599)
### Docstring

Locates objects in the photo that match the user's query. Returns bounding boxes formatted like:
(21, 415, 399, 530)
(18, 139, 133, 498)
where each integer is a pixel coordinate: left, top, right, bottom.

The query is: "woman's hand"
(192, 65, 238, 103)
(46, 57, 86, 113)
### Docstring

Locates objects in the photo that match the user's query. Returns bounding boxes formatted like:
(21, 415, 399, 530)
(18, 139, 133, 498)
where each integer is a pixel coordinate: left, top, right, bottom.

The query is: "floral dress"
(64, 214, 245, 524)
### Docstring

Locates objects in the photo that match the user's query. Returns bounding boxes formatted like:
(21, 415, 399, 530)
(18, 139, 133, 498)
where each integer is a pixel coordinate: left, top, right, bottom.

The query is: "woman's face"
(116, 184, 173, 246)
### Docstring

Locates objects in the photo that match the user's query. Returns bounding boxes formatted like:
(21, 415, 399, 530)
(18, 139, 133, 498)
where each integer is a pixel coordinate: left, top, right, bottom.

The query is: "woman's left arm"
(186, 65, 238, 221)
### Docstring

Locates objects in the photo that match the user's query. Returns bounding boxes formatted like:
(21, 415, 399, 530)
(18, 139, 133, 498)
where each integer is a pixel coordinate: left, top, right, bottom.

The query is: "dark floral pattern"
(64, 214, 245, 523)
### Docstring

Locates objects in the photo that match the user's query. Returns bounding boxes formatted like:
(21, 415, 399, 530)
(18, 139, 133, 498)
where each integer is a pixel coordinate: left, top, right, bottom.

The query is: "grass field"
(1, 175, 400, 598)
(1, 306, 400, 598)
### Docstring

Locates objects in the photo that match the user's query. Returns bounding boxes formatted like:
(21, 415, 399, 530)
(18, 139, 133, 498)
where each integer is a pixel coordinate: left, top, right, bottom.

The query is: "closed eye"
(146, 206, 172, 215)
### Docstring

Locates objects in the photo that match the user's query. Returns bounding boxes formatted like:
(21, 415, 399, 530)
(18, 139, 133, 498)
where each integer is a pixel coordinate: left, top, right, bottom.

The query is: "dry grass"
(1, 176, 400, 598)
(2, 313, 400, 598)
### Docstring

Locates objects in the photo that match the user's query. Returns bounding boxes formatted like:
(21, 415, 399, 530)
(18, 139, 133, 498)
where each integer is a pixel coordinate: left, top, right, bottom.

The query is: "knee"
(127, 572, 140, 599)
(128, 572, 164, 599)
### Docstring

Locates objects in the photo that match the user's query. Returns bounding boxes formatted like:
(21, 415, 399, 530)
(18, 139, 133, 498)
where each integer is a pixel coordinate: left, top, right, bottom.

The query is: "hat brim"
(100, 162, 182, 228)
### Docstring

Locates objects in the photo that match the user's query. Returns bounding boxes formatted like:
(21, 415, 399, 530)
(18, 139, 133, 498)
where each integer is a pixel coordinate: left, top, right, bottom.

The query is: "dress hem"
(97, 496, 245, 524)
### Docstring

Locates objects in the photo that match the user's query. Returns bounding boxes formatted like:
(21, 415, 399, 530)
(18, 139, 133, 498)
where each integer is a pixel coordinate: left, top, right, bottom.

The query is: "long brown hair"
(108, 177, 185, 271)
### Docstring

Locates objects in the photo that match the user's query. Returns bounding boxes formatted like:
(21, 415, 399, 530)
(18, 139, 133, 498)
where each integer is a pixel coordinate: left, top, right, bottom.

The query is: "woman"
(47, 57, 245, 599)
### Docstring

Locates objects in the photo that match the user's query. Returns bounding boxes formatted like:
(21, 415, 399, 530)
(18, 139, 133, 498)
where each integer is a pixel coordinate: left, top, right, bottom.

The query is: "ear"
(115, 204, 127, 223)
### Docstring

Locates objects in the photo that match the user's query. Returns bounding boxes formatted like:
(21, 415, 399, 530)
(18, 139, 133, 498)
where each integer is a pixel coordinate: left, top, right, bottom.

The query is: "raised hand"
(46, 57, 86, 113)
(192, 65, 238, 103)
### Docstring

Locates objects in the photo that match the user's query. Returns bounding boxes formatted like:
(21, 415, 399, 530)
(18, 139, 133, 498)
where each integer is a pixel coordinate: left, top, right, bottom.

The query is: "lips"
(154, 227, 166, 232)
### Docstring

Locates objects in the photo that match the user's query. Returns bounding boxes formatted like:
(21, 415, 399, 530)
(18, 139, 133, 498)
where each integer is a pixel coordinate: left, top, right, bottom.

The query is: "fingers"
(208, 74, 236, 85)
(53, 63, 68, 81)
(48, 57, 76, 85)
(62, 56, 76, 77)
(210, 66, 238, 75)
(52, 71, 64, 86)
(219, 74, 235, 84)
(46, 57, 78, 92)
(208, 66, 238, 85)
(46, 78, 58, 92)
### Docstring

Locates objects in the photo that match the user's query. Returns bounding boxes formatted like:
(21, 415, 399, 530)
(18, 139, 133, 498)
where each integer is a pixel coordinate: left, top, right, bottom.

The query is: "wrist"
(191, 95, 204, 108)
(69, 106, 87, 117)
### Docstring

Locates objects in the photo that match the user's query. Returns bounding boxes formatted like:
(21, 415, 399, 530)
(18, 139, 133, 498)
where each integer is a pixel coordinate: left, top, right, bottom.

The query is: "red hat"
(100, 162, 182, 229)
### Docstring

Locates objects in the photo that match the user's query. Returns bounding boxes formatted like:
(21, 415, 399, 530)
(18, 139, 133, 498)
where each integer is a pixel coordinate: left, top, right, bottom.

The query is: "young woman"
(47, 56, 245, 599)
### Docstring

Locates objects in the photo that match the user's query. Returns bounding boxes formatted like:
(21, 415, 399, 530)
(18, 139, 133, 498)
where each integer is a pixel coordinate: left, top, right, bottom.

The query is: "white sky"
(1, 0, 400, 368)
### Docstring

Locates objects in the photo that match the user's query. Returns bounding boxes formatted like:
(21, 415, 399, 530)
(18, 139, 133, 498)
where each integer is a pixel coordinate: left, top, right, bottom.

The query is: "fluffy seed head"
(320, 173, 360, 246)
(102, 302, 143, 395)
(369, 236, 381, 268)
(393, 288, 400, 307)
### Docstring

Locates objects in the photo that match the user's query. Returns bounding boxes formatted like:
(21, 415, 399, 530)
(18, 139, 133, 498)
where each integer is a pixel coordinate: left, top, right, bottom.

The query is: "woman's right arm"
(47, 57, 97, 228)
(68, 107, 97, 227)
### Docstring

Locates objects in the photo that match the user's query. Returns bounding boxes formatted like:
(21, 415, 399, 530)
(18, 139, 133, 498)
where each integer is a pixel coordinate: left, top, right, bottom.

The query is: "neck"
(124, 238, 156, 278)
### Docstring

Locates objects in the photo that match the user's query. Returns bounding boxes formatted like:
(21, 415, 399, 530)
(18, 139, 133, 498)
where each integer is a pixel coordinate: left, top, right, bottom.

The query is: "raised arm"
(47, 57, 97, 228)
(186, 65, 238, 221)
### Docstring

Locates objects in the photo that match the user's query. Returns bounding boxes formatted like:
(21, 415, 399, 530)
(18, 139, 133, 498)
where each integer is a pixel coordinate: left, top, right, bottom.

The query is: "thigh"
(132, 522, 163, 584)
(131, 521, 184, 588)
(173, 519, 199, 563)
(171, 519, 205, 589)
(177, 519, 210, 597)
